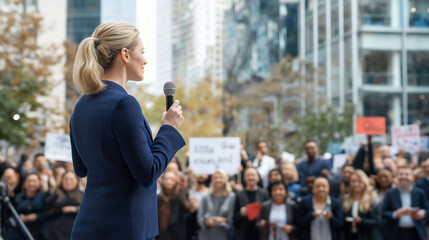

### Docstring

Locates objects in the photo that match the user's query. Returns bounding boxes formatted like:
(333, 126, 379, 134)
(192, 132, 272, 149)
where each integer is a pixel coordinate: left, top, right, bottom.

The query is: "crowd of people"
(1, 136, 429, 240)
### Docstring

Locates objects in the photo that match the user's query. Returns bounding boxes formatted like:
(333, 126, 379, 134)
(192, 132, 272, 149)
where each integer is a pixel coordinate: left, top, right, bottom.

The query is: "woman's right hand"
(162, 100, 184, 129)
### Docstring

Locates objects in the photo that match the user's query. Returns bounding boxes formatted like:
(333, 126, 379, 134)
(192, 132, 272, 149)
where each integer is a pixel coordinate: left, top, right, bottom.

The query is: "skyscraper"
(67, 0, 136, 44)
(157, 0, 232, 88)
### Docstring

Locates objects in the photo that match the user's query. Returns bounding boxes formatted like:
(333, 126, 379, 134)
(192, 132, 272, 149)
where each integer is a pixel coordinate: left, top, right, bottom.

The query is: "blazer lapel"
(394, 188, 403, 207)
(143, 118, 153, 142)
(286, 203, 293, 225)
(411, 188, 419, 208)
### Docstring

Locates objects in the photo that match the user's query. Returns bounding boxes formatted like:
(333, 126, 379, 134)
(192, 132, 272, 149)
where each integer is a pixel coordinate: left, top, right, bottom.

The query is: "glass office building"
(67, 0, 136, 44)
(300, 0, 429, 133)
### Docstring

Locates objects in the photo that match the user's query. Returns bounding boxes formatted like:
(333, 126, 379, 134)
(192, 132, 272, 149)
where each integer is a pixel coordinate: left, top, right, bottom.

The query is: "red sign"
(356, 117, 386, 135)
(246, 202, 262, 221)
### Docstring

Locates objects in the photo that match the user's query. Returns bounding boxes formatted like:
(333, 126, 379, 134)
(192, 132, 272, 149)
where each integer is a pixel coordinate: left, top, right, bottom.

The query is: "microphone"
(163, 81, 176, 111)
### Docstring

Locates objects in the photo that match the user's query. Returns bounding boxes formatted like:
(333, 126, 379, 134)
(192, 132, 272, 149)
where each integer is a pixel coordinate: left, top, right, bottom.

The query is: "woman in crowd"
(197, 169, 235, 240)
(279, 161, 301, 199)
(157, 171, 190, 240)
(342, 170, 382, 240)
(258, 180, 298, 240)
(297, 177, 343, 240)
(10, 173, 49, 240)
(375, 168, 394, 203)
(268, 169, 284, 186)
(48, 171, 84, 240)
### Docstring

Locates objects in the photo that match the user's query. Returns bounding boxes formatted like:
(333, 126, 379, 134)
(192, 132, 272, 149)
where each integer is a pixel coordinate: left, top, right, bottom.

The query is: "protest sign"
(332, 154, 347, 173)
(246, 202, 262, 221)
(45, 133, 72, 162)
(391, 125, 420, 154)
(356, 117, 386, 135)
(189, 137, 241, 174)
(327, 142, 343, 154)
(420, 136, 429, 152)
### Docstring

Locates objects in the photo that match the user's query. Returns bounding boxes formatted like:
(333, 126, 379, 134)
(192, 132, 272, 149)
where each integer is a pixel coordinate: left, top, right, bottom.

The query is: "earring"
(126, 61, 129, 65)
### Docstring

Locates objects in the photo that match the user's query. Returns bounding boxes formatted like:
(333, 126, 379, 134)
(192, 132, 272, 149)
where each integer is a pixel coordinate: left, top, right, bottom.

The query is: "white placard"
(45, 133, 72, 162)
(420, 136, 429, 152)
(281, 151, 295, 163)
(332, 154, 347, 173)
(342, 142, 360, 155)
(189, 137, 241, 174)
(391, 125, 420, 154)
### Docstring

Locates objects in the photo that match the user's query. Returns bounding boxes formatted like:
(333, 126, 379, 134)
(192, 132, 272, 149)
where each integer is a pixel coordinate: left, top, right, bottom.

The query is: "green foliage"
(0, 1, 60, 146)
(294, 103, 355, 154)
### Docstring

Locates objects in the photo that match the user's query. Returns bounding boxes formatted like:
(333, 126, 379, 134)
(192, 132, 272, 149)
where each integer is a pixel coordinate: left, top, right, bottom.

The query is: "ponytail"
(72, 22, 139, 95)
(73, 37, 105, 95)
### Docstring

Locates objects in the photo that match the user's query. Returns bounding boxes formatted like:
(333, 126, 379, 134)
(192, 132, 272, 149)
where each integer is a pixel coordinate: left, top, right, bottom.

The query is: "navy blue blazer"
(382, 187, 429, 240)
(297, 194, 343, 240)
(69, 81, 185, 240)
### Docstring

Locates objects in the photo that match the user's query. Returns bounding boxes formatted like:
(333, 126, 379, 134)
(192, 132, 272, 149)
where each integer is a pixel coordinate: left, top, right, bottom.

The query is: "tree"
(134, 78, 225, 151)
(294, 103, 354, 154)
(0, 0, 61, 147)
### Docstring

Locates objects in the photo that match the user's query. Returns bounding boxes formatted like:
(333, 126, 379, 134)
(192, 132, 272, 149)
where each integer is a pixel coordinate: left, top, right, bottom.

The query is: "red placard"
(356, 117, 386, 135)
(246, 202, 262, 221)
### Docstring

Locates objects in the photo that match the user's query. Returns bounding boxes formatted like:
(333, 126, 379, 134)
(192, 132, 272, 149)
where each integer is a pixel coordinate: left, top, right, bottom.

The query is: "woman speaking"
(69, 23, 185, 240)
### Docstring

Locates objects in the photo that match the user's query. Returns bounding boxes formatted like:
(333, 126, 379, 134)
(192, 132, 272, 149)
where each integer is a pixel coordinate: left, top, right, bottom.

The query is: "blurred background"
(1, 0, 429, 160)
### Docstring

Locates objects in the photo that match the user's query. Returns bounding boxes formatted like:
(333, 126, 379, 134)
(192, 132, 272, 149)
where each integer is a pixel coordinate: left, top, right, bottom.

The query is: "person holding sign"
(70, 22, 185, 240)
(197, 170, 236, 240)
(234, 167, 269, 240)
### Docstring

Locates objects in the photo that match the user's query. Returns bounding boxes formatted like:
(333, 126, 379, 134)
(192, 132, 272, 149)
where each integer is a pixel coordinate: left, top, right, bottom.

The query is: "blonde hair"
(209, 169, 232, 197)
(342, 169, 378, 213)
(73, 22, 140, 95)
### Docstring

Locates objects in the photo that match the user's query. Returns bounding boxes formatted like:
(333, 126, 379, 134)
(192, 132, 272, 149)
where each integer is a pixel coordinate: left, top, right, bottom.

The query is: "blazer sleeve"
(382, 190, 396, 220)
(70, 127, 87, 177)
(297, 198, 314, 227)
(330, 199, 343, 230)
(112, 95, 185, 187)
(359, 203, 382, 227)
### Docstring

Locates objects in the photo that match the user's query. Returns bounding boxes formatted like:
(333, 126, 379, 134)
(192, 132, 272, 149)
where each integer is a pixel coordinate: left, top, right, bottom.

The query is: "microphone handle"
(166, 95, 174, 111)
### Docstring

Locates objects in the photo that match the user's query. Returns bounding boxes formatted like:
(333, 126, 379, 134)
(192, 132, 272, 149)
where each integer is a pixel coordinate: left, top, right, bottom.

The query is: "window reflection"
(359, 0, 392, 27)
(409, 0, 429, 28)
(408, 51, 429, 86)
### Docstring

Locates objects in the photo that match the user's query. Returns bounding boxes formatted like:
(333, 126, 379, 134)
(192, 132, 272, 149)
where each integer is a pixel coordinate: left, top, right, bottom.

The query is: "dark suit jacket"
(342, 202, 383, 240)
(234, 188, 270, 240)
(297, 194, 343, 240)
(415, 178, 429, 207)
(69, 80, 185, 240)
(382, 187, 429, 240)
(257, 200, 298, 240)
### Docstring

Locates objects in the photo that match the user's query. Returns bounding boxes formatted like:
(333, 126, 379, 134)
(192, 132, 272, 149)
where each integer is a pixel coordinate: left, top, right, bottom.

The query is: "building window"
(408, 51, 429, 86)
(359, 0, 392, 27)
(409, 0, 429, 28)
(362, 51, 401, 86)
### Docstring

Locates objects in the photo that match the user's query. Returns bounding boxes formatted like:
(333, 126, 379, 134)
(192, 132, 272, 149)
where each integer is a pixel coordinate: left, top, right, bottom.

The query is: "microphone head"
(163, 81, 176, 96)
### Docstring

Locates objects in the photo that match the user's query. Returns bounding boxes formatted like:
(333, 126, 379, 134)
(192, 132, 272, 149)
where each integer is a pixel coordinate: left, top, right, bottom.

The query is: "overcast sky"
(136, 0, 157, 87)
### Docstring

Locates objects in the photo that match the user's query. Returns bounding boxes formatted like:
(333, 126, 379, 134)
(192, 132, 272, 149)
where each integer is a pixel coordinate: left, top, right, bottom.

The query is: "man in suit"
(415, 158, 429, 238)
(382, 166, 429, 240)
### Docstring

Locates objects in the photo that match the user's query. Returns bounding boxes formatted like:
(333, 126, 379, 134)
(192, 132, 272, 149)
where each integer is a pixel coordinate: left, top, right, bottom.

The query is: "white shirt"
(253, 155, 276, 187)
(398, 190, 415, 227)
(269, 203, 289, 240)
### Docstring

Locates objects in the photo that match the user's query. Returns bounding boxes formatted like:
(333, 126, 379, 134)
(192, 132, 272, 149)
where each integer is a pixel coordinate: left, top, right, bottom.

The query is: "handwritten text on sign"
(189, 137, 241, 174)
(45, 133, 72, 162)
(391, 125, 420, 154)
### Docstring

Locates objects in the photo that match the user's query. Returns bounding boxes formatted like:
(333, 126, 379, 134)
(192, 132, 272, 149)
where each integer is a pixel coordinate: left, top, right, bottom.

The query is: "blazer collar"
(103, 80, 127, 94)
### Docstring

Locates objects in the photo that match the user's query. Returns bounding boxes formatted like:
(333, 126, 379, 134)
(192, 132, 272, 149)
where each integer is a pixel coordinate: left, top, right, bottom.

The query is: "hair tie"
(94, 38, 99, 46)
